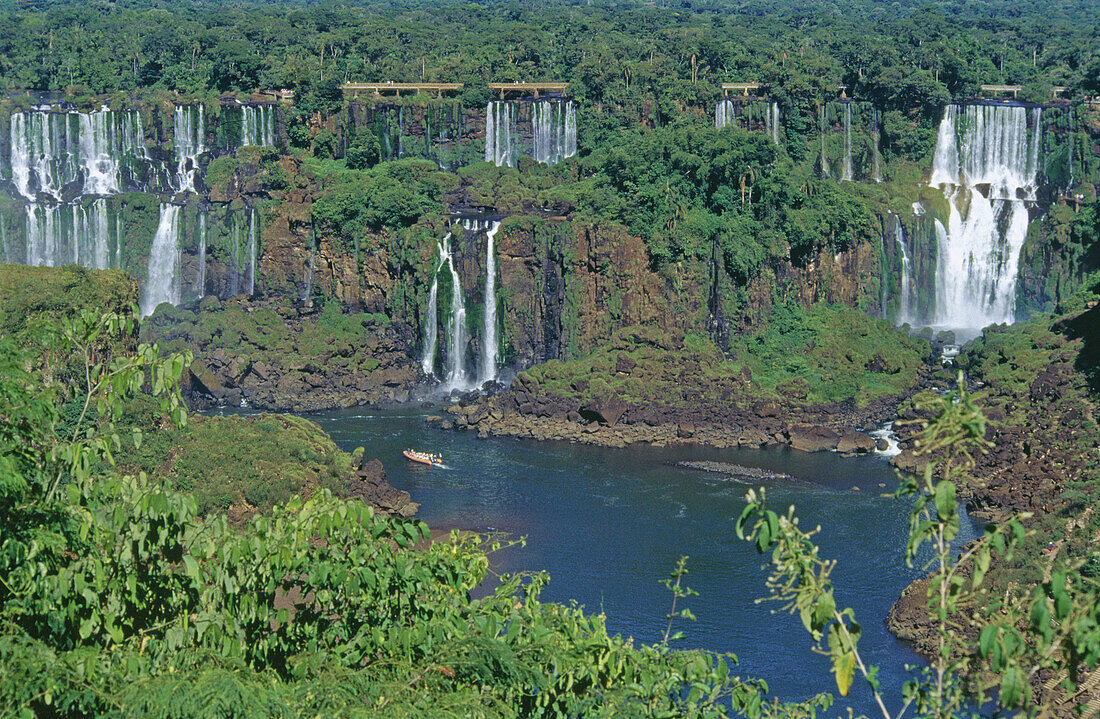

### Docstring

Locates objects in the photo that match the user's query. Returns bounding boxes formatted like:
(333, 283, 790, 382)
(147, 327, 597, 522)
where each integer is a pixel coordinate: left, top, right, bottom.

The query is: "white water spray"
(484, 101, 515, 167)
(841, 103, 853, 182)
(174, 105, 204, 193)
(927, 104, 1041, 331)
(480, 221, 502, 384)
(141, 205, 181, 316)
(420, 234, 451, 377)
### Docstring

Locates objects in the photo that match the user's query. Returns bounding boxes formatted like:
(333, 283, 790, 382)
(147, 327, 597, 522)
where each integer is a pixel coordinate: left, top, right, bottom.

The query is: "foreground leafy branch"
(738, 376, 1100, 717)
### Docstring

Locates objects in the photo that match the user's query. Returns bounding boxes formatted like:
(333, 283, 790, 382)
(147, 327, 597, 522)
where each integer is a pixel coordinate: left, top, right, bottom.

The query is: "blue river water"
(227, 405, 976, 714)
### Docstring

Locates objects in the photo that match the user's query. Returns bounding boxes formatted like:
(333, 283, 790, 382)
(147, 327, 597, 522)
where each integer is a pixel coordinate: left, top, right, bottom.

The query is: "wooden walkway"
(341, 82, 463, 98)
(489, 82, 568, 99)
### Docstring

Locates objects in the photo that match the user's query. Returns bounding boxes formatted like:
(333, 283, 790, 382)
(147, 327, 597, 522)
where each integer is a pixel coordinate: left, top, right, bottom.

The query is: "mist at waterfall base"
(279, 406, 975, 715)
(420, 220, 504, 393)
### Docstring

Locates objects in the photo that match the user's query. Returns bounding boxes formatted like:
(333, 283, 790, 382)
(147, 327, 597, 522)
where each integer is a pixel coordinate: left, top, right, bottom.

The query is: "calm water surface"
(233, 405, 976, 714)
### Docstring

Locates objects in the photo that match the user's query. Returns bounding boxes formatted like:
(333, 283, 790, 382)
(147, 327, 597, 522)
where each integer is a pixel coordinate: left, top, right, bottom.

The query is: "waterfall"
(242, 105, 276, 147)
(819, 108, 830, 177)
(140, 205, 181, 316)
(769, 102, 780, 145)
(22, 200, 110, 269)
(841, 104, 853, 182)
(443, 232, 470, 391)
(9, 108, 147, 200)
(480, 221, 501, 384)
(564, 101, 577, 158)
(928, 104, 1041, 331)
(231, 213, 241, 295)
(420, 234, 450, 377)
(443, 241, 469, 389)
(247, 208, 257, 295)
(484, 101, 515, 167)
(195, 213, 207, 299)
(716, 100, 731, 129)
(1068, 107, 1076, 188)
(532, 100, 577, 165)
(871, 108, 883, 183)
(894, 215, 915, 325)
(174, 105, 204, 193)
(80, 109, 121, 195)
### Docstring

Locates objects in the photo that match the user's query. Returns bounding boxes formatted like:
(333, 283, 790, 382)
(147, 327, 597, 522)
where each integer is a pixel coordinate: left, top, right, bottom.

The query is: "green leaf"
(834, 652, 855, 696)
(933, 480, 956, 520)
(999, 665, 1026, 707)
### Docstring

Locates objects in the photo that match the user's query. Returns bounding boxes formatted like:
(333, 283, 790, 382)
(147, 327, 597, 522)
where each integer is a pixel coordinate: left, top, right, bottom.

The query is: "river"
(226, 405, 977, 714)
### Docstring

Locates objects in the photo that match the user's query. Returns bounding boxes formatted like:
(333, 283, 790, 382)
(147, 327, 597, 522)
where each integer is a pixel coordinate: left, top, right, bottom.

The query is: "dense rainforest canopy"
(3, 0, 1099, 108)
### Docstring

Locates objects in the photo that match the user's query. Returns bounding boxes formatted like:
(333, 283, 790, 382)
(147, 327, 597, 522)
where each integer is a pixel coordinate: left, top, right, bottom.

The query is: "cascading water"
(420, 234, 450, 377)
(23, 200, 111, 269)
(532, 101, 577, 165)
(715, 100, 733, 129)
(479, 221, 502, 385)
(195, 213, 207, 299)
(81, 109, 120, 195)
(174, 104, 205, 193)
(768, 102, 780, 145)
(841, 103, 853, 182)
(927, 104, 1042, 332)
(893, 214, 915, 325)
(231, 213, 241, 295)
(443, 232, 471, 391)
(140, 205, 181, 316)
(247, 208, 257, 295)
(9, 108, 147, 201)
(484, 101, 515, 168)
(241, 105, 276, 147)
(819, 108, 830, 178)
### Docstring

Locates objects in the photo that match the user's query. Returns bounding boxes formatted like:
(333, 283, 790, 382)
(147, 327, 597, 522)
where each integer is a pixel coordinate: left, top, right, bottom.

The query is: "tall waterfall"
(9, 108, 146, 200)
(480, 221, 502, 384)
(247, 208, 257, 295)
(195, 213, 206, 299)
(484, 101, 515, 167)
(141, 205, 181, 316)
(766, 102, 780, 145)
(716, 100, 733, 129)
(532, 101, 577, 165)
(242, 105, 276, 147)
(23, 200, 110, 268)
(928, 104, 1041, 331)
(420, 234, 450, 377)
(231, 213, 241, 295)
(174, 105, 205, 193)
(819, 109, 830, 177)
(443, 232, 471, 391)
(894, 214, 915, 325)
(841, 104, 853, 182)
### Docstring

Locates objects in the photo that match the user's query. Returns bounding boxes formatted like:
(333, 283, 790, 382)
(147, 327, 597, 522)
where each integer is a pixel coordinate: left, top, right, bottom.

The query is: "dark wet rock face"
(345, 458, 419, 518)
